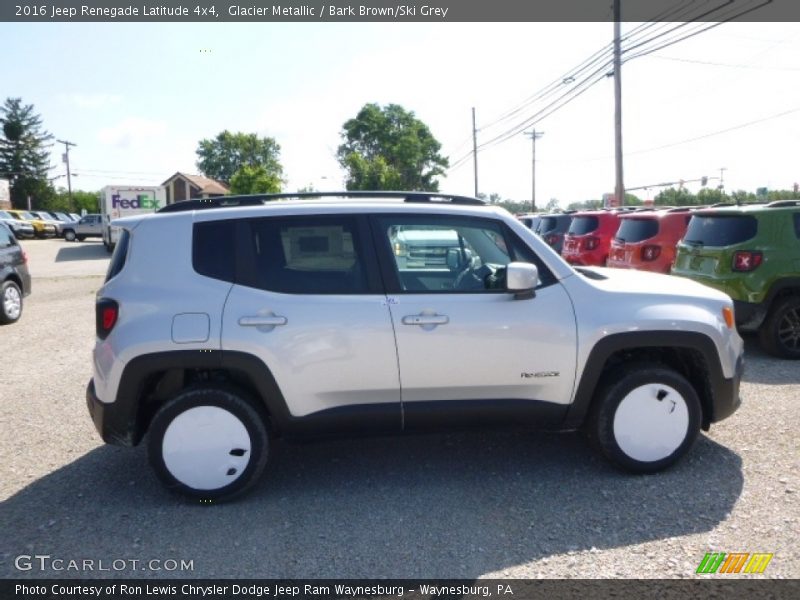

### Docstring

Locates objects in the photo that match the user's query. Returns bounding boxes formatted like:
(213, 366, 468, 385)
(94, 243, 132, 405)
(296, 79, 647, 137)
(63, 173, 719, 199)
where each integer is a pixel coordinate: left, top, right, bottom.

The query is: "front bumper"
(710, 353, 744, 424)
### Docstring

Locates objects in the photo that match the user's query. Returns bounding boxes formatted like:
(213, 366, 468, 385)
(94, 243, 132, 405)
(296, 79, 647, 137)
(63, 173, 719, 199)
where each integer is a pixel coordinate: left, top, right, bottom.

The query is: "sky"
(2, 20, 800, 208)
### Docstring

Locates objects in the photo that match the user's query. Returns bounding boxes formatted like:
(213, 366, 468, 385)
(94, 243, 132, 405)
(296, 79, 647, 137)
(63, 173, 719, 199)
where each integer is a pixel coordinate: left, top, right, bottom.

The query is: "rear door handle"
(402, 314, 449, 326)
(238, 316, 287, 327)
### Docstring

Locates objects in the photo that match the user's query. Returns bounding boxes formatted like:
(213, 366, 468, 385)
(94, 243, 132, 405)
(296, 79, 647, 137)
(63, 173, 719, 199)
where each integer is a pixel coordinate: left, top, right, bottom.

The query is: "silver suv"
(86, 192, 744, 501)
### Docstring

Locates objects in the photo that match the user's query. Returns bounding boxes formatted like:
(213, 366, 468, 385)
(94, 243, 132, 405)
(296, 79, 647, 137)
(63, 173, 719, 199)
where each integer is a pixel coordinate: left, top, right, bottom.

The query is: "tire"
(147, 387, 270, 501)
(64, 229, 76, 242)
(759, 296, 800, 359)
(104, 240, 113, 253)
(586, 363, 701, 473)
(0, 280, 23, 324)
(76, 235, 86, 241)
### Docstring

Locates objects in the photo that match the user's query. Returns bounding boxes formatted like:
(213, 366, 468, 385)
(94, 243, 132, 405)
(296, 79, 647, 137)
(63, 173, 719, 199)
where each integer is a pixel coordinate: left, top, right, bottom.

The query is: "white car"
(86, 192, 744, 501)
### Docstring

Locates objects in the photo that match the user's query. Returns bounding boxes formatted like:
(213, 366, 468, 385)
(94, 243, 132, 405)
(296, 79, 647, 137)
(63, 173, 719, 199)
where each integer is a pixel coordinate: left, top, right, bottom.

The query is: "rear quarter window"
(684, 215, 757, 246)
(615, 218, 659, 243)
(105, 229, 130, 282)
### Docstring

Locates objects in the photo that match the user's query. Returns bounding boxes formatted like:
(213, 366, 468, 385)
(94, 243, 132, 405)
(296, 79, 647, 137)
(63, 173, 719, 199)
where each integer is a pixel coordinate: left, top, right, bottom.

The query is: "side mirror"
(506, 262, 539, 299)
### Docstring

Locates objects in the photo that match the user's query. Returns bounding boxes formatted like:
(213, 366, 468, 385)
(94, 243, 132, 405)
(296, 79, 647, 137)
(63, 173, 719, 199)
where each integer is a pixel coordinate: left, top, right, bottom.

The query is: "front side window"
(377, 215, 548, 293)
(244, 215, 369, 294)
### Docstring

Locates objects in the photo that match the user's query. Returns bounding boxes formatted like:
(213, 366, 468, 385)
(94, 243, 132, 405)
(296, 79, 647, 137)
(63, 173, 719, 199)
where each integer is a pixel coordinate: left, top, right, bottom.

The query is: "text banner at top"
(3, 0, 799, 22)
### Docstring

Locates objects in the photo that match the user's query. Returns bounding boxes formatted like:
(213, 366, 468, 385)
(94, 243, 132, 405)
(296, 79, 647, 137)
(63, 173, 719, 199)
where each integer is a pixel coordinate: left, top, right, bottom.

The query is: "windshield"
(615, 218, 659, 243)
(15, 211, 35, 220)
(0, 211, 12, 220)
(568, 216, 599, 235)
(683, 215, 757, 246)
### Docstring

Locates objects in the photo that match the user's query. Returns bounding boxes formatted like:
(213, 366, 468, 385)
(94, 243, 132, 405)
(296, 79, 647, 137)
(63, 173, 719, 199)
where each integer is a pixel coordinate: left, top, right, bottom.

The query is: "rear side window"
(193, 220, 236, 283)
(568, 216, 599, 235)
(105, 229, 130, 282)
(615, 218, 659, 243)
(684, 215, 757, 246)
(0, 223, 15, 248)
(244, 216, 369, 294)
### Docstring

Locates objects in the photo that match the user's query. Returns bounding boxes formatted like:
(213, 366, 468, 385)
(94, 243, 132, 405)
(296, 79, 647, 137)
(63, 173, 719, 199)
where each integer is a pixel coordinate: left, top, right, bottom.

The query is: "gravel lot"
(1, 238, 798, 579)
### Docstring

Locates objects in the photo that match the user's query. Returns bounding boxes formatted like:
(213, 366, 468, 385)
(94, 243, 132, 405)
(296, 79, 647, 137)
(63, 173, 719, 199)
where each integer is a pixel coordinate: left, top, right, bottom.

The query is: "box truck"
(100, 186, 167, 251)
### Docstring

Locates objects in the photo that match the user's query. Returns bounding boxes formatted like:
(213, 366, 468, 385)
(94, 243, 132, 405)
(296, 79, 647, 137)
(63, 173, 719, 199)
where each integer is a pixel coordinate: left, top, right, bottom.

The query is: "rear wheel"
(759, 296, 800, 359)
(587, 363, 701, 473)
(0, 280, 23, 324)
(147, 387, 269, 501)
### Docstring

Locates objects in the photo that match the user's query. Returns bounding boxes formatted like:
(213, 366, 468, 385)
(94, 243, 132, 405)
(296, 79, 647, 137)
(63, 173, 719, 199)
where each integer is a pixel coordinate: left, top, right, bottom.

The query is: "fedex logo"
(112, 194, 160, 210)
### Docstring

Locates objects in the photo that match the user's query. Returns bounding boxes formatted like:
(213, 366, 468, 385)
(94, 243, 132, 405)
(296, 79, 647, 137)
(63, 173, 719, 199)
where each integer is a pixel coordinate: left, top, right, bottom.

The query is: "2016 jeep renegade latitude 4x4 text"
(86, 192, 744, 501)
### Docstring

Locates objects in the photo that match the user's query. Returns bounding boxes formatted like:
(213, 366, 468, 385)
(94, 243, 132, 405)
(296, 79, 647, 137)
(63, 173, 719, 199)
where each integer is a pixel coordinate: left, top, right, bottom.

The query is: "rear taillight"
(641, 245, 661, 261)
(96, 298, 119, 340)
(546, 234, 560, 246)
(584, 236, 599, 251)
(21, 250, 28, 265)
(732, 251, 762, 272)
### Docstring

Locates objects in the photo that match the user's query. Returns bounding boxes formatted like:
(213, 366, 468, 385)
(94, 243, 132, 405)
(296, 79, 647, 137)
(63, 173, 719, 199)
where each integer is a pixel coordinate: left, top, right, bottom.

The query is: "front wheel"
(587, 364, 701, 473)
(64, 230, 76, 241)
(76, 235, 86, 241)
(147, 387, 270, 501)
(759, 296, 800, 359)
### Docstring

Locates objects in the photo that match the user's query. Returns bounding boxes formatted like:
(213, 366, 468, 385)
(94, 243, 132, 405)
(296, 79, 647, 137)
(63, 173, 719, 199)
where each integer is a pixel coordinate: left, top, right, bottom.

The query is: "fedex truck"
(101, 186, 167, 252)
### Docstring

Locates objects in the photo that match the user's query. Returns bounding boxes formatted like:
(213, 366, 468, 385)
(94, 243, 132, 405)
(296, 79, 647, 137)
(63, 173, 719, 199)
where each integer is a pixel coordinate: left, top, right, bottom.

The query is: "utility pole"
(524, 130, 544, 211)
(613, 0, 624, 207)
(56, 139, 77, 211)
(472, 107, 479, 197)
(718, 167, 727, 190)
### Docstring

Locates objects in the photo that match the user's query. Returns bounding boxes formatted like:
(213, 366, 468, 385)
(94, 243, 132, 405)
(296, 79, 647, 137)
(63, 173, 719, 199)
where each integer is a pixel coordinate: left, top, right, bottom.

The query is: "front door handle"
(238, 316, 287, 327)
(401, 314, 449, 326)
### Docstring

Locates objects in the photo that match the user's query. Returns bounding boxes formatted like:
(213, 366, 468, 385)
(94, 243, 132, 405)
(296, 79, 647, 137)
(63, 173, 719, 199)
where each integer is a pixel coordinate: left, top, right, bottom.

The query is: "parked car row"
(521, 201, 800, 358)
(0, 209, 83, 239)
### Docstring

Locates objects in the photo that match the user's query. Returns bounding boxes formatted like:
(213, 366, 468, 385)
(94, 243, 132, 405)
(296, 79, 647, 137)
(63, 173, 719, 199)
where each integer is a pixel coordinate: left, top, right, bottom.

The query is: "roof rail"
(766, 199, 800, 208)
(665, 207, 693, 213)
(157, 191, 486, 213)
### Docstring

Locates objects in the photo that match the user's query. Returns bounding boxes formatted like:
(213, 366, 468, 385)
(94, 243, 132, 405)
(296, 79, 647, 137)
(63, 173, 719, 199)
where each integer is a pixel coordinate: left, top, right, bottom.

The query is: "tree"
(337, 103, 448, 191)
(229, 165, 281, 195)
(195, 130, 284, 186)
(0, 97, 54, 209)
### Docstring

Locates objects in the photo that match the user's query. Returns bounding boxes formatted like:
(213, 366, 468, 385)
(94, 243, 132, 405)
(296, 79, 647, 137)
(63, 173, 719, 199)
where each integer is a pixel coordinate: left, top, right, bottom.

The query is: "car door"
(371, 213, 577, 431)
(221, 213, 402, 435)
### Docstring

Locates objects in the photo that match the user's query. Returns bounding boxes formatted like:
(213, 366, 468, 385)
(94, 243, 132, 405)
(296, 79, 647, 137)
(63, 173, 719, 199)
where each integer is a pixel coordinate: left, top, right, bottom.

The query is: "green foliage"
(337, 103, 448, 191)
(196, 130, 284, 186)
(654, 187, 702, 206)
(566, 199, 603, 211)
(229, 165, 282, 195)
(46, 188, 100, 213)
(0, 97, 54, 209)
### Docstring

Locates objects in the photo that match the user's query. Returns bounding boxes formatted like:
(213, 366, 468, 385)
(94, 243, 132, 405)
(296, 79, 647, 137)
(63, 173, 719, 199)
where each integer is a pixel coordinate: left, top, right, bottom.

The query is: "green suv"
(672, 200, 800, 358)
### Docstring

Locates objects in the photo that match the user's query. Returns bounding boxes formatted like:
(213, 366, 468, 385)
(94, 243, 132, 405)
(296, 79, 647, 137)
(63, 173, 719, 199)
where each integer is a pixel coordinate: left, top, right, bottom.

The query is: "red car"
(561, 210, 625, 266)
(607, 208, 693, 274)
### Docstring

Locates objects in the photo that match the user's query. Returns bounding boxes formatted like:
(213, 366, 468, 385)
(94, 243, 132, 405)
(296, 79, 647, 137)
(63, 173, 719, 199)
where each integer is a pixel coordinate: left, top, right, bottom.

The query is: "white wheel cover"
(162, 406, 252, 490)
(613, 383, 689, 462)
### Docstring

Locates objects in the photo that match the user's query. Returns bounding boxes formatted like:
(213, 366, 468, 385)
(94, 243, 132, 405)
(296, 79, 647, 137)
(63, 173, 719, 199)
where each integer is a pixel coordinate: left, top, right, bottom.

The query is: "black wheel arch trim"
(562, 330, 741, 430)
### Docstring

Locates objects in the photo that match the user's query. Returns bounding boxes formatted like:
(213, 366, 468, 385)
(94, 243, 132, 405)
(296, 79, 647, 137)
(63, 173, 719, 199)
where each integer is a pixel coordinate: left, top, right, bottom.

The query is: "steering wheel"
(454, 263, 495, 291)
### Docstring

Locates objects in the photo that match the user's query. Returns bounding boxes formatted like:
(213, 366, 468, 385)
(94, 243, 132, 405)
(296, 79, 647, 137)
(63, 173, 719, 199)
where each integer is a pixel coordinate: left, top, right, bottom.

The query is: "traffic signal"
(701, 176, 708, 186)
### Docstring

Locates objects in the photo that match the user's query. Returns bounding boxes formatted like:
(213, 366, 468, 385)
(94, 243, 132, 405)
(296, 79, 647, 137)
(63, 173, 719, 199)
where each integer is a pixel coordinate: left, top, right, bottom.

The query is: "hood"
(576, 266, 731, 303)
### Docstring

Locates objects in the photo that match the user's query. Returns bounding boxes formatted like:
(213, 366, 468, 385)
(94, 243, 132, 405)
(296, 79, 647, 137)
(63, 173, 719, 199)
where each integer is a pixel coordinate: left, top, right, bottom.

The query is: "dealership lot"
(0, 239, 797, 579)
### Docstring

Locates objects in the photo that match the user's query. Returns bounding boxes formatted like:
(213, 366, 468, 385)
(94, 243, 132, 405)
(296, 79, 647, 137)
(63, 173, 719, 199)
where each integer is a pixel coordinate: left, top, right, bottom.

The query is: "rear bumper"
(86, 379, 138, 447)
